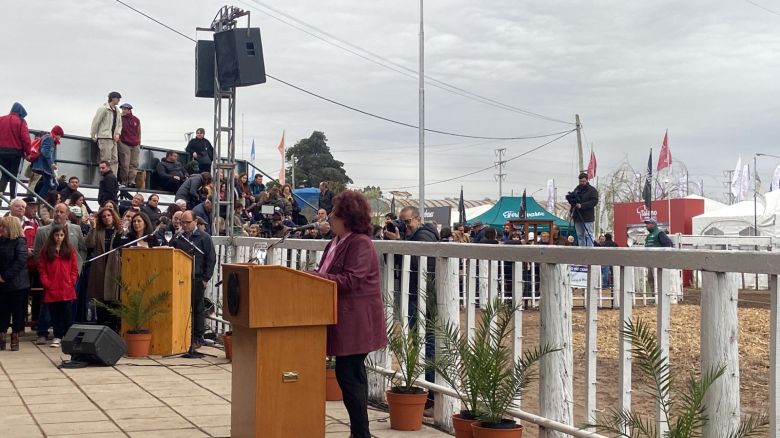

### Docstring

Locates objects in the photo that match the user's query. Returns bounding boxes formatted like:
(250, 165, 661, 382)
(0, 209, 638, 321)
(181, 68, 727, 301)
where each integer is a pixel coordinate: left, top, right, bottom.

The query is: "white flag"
(677, 174, 688, 197)
(598, 191, 607, 233)
(546, 179, 555, 212)
(772, 165, 780, 192)
(730, 155, 742, 199)
(740, 164, 750, 201)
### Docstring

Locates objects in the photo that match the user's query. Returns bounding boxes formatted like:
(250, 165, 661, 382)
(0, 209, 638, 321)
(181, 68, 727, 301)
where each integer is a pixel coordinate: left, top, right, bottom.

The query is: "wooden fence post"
(434, 256, 460, 431)
(701, 271, 741, 436)
(539, 263, 573, 438)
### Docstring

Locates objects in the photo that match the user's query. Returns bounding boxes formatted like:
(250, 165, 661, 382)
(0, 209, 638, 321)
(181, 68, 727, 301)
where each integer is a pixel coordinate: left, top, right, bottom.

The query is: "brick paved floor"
(0, 334, 448, 437)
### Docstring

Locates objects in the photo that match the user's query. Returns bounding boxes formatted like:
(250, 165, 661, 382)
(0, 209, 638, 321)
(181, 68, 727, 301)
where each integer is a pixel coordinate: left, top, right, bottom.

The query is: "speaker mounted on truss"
(214, 27, 266, 89)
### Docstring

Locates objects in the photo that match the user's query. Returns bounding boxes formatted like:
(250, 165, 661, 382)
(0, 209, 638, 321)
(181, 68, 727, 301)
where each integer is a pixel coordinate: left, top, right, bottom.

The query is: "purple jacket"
(316, 233, 387, 356)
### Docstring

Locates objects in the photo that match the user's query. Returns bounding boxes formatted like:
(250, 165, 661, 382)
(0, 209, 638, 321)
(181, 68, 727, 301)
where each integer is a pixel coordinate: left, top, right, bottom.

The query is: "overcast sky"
(2, 0, 779, 201)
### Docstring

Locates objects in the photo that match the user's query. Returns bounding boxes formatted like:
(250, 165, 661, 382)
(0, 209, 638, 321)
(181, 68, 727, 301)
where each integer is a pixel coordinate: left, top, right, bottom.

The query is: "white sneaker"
(50, 338, 61, 348)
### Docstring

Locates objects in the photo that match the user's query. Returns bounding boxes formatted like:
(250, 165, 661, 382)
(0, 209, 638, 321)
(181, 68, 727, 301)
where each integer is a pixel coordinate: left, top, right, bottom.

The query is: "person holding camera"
(568, 172, 599, 246)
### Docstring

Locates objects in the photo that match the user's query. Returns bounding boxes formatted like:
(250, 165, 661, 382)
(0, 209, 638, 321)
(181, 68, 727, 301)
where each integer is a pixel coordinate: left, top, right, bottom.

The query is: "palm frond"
(725, 413, 769, 438)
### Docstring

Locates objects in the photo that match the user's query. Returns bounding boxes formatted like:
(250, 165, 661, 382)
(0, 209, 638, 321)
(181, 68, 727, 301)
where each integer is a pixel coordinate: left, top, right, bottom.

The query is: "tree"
(361, 185, 382, 199)
(285, 131, 352, 189)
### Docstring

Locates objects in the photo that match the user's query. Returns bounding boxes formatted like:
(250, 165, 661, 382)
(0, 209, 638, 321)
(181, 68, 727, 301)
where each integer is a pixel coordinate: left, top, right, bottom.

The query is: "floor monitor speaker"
(62, 324, 127, 366)
(214, 28, 266, 88)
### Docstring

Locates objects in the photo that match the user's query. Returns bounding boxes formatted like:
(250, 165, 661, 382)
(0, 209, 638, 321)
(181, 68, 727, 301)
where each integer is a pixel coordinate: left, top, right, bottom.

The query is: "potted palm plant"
(222, 331, 233, 360)
(385, 308, 429, 431)
(447, 299, 556, 438)
(587, 318, 768, 437)
(325, 356, 342, 401)
(97, 275, 171, 357)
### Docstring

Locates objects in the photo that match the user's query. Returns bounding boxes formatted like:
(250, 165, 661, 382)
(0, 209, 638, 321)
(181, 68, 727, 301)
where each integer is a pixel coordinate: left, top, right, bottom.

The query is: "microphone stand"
(86, 233, 153, 263)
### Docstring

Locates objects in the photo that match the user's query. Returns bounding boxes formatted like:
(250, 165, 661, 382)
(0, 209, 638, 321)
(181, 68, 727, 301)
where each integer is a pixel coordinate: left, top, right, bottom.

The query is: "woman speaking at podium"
(313, 190, 387, 438)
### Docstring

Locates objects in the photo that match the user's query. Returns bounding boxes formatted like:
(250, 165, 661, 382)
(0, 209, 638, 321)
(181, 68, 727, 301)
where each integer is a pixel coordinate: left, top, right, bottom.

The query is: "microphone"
(288, 223, 320, 234)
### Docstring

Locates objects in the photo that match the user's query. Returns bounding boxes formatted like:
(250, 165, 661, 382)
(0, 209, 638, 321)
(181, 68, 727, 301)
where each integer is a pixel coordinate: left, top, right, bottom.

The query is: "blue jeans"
(36, 303, 50, 337)
(574, 221, 595, 247)
(35, 172, 55, 198)
(601, 265, 611, 288)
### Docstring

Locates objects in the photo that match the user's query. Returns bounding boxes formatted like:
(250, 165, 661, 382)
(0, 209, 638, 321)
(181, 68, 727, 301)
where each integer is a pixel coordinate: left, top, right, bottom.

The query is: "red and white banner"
(277, 131, 285, 185)
(657, 130, 672, 171)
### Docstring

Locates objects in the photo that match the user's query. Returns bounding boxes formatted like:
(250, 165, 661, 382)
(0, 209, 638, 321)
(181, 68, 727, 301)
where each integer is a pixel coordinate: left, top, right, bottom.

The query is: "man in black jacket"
(175, 172, 212, 209)
(97, 160, 119, 207)
(170, 210, 216, 348)
(156, 150, 186, 192)
(318, 181, 335, 214)
(570, 172, 599, 247)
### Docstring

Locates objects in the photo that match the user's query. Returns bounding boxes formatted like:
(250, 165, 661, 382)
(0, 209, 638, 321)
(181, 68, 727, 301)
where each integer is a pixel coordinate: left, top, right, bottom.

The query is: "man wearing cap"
(118, 103, 141, 188)
(471, 220, 486, 243)
(644, 218, 673, 248)
(90, 92, 123, 175)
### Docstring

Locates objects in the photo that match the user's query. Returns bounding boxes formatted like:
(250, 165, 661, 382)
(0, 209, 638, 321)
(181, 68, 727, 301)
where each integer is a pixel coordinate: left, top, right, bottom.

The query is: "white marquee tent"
(692, 190, 780, 237)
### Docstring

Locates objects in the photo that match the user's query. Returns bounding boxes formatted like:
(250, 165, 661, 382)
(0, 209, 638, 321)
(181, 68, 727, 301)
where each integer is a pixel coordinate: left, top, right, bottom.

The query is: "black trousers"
(48, 300, 73, 339)
(335, 353, 370, 438)
(0, 288, 28, 333)
(28, 271, 42, 324)
(0, 150, 22, 198)
(192, 279, 206, 339)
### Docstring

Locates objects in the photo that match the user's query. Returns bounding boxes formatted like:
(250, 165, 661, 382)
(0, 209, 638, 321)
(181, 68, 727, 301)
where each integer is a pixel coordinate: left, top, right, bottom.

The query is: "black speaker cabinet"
(195, 40, 215, 98)
(62, 324, 127, 366)
(214, 27, 266, 88)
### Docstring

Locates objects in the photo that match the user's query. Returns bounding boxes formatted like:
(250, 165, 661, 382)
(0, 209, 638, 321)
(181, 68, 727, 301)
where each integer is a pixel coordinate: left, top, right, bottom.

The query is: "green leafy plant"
(96, 274, 171, 333)
(587, 318, 768, 437)
(326, 356, 336, 370)
(433, 298, 555, 425)
(385, 306, 428, 394)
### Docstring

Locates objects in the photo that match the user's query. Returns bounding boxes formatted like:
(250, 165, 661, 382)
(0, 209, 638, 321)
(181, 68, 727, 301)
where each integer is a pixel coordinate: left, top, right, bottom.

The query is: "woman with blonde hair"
(85, 207, 122, 328)
(0, 216, 29, 350)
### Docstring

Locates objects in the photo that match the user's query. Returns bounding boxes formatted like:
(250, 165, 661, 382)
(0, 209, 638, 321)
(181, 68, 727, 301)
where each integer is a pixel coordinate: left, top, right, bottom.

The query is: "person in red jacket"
(0, 103, 32, 201)
(118, 103, 141, 187)
(38, 224, 78, 348)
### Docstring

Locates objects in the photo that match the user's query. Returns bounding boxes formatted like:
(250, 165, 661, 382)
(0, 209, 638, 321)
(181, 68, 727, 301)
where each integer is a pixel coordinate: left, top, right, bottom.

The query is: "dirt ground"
(455, 288, 771, 437)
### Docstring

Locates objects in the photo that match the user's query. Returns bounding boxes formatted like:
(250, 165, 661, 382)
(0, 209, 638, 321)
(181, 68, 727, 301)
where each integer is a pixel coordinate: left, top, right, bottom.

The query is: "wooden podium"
(121, 247, 193, 355)
(222, 264, 337, 438)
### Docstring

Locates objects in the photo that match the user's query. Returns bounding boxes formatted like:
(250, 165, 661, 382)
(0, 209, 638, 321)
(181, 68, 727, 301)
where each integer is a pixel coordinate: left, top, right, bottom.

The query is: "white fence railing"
(210, 236, 780, 437)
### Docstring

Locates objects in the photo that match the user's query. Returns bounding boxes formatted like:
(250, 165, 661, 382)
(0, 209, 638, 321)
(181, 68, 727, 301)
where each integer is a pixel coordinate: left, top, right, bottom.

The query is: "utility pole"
(291, 155, 296, 188)
(575, 114, 584, 172)
(494, 148, 507, 198)
(722, 170, 735, 204)
(417, 0, 426, 216)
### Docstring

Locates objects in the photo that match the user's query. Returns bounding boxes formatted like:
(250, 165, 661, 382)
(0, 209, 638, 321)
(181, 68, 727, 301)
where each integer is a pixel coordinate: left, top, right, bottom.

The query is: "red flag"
(657, 130, 672, 171)
(587, 149, 597, 180)
(277, 131, 285, 185)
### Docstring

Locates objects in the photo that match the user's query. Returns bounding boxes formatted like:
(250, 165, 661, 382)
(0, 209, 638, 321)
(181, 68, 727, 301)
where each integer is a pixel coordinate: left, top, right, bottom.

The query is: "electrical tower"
(494, 148, 507, 198)
(722, 169, 734, 204)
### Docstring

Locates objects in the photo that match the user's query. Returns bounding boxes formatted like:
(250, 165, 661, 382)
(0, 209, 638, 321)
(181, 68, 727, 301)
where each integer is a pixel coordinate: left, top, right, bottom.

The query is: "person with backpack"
(0, 103, 32, 201)
(31, 125, 64, 198)
(37, 223, 78, 348)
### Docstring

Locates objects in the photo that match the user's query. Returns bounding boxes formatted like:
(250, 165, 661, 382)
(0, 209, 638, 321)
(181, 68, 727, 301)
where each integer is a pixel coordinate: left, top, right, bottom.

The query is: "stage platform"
(0, 333, 448, 437)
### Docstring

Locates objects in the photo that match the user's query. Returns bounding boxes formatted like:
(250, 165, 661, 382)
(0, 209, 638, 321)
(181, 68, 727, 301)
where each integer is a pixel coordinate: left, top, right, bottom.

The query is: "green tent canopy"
(467, 196, 572, 232)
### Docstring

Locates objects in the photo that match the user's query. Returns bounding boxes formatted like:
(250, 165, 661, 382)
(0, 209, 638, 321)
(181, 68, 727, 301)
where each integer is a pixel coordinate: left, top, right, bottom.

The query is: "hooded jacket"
(0, 103, 31, 155)
(571, 183, 599, 223)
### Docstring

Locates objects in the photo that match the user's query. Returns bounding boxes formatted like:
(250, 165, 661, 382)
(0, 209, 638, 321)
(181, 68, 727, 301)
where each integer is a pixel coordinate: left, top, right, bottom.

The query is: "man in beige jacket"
(90, 91, 123, 175)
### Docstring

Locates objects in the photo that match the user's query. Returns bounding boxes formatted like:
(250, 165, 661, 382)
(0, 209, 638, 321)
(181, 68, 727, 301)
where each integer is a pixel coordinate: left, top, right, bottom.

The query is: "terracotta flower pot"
(223, 333, 233, 361)
(452, 413, 479, 438)
(385, 389, 428, 431)
(124, 331, 152, 357)
(325, 368, 342, 401)
(471, 421, 524, 438)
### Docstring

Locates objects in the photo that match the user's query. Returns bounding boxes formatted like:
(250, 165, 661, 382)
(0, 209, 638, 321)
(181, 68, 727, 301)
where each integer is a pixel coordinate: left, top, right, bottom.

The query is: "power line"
(744, 0, 780, 16)
(110, 0, 572, 141)
(239, 0, 574, 125)
(388, 129, 575, 190)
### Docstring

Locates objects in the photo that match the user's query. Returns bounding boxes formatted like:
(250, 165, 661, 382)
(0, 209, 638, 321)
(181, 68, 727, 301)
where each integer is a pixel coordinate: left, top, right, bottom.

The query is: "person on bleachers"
(97, 160, 119, 207)
(192, 198, 213, 235)
(156, 150, 186, 192)
(31, 125, 64, 198)
(59, 176, 80, 201)
(119, 193, 144, 216)
(185, 128, 214, 174)
(175, 171, 212, 209)
(141, 194, 162, 226)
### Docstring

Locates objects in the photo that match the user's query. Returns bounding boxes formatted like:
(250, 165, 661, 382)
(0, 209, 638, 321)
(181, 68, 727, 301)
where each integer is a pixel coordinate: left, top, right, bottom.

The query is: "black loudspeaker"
(195, 40, 215, 98)
(214, 28, 266, 88)
(62, 324, 127, 366)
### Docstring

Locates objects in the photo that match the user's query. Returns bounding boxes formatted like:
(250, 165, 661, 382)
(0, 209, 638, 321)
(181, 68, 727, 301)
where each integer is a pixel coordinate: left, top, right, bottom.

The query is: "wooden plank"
(656, 269, 670, 436)
(700, 271, 741, 437)
(434, 256, 460, 432)
(466, 259, 477, 343)
(539, 263, 573, 438)
(617, 266, 633, 436)
(418, 256, 427, 364)
(400, 255, 411, 326)
(512, 261, 523, 407)
(585, 265, 599, 427)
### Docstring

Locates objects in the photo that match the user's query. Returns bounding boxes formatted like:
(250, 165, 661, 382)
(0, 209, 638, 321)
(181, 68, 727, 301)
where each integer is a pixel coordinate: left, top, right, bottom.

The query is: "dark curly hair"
(332, 191, 372, 236)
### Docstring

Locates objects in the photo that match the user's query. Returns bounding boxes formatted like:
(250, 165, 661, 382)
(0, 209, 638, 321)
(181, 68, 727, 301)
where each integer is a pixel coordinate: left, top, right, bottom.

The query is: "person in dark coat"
(0, 103, 31, 200)
(313, 190, 387, 438)
(318, 181, 335, 214)
(175, 172, 212, 209)
(156, 150, 186, 192)
(97, 160, 119, 207)
(31, 126, 64, 198)
(570, 172, 599, 247)
(0, 216, 30, 351)
(185, 128, 214, 174)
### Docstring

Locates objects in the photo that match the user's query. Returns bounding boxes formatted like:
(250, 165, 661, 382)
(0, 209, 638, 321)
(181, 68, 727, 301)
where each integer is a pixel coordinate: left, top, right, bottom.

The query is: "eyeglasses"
(402, 217, 418, 224)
